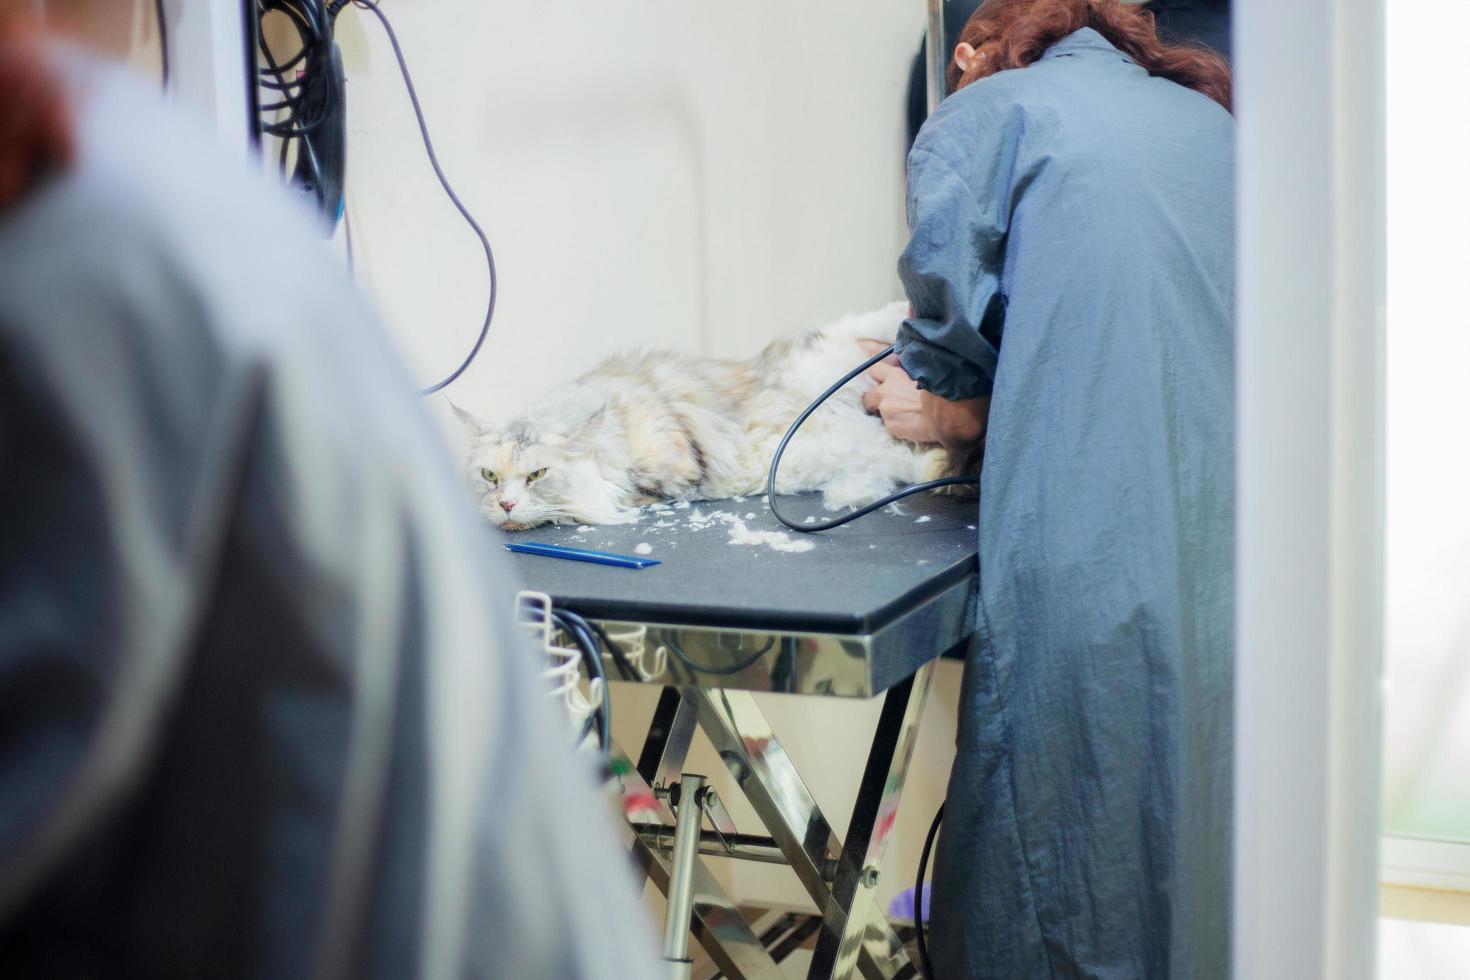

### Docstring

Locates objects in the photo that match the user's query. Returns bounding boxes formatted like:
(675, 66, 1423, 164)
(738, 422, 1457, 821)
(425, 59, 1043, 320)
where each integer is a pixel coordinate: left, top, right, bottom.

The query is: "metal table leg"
(614, 691, 785, 980)
(689, 662, 935, 980)
(631, 687, 699, 886)
(663, 774, 708, 979)
(627, 835, 787, 980)
(808, 666, 935, 978)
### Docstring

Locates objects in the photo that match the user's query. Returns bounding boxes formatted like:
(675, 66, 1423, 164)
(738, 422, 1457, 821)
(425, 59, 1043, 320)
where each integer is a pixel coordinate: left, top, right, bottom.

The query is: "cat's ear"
(448, 401, 490, 438)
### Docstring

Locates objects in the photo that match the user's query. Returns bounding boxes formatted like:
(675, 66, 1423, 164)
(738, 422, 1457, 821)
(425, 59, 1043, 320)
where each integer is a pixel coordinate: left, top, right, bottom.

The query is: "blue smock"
(897, 28, 1234, 978)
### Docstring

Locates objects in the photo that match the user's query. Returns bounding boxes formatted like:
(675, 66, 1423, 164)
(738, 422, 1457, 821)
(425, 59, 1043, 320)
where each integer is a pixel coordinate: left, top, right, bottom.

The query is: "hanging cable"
(915, 801, 944, 979)
(550, 608, 611, 753)
(767, 344, 979, 532)
(580, 617, 638, 682)
(348, 0, 497, 396)
(664, 633, 776, 677)
(251, 1, 498, 394)
(254, 0, 343, 216)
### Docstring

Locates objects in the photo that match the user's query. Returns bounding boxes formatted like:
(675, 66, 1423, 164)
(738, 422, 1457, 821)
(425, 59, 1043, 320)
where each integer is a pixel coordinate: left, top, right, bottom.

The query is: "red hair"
(0, 14, 75, 211)
(951, 0, 1232, 111)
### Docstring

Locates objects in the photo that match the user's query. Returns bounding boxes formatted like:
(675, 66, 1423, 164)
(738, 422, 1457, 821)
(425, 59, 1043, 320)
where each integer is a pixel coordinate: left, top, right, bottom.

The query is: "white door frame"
(1234, 0, 1386, 977)
(161, 0, 253, 156)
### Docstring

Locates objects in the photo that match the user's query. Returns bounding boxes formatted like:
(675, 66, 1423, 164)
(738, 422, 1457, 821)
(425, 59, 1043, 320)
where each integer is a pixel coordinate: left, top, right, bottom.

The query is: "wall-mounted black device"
(253, 0, 347, 230)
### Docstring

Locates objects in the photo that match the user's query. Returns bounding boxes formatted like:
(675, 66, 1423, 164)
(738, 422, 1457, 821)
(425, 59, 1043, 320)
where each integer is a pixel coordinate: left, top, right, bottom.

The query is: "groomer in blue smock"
(861, 0, 1234, 975)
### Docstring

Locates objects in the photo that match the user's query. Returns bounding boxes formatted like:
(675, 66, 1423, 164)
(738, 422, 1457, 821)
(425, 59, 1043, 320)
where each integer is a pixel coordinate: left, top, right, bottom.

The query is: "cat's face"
(465, 438, 581, 530)
(453, 403, 625, 530)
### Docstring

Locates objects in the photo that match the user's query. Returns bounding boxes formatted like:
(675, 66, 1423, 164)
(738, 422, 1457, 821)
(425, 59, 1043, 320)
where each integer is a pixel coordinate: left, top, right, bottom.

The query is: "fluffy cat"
(453, 301, 958, 531)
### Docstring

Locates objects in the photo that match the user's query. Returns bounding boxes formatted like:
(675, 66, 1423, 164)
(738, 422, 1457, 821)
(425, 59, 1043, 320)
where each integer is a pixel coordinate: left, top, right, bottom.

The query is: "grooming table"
(506, 493, 979, 979)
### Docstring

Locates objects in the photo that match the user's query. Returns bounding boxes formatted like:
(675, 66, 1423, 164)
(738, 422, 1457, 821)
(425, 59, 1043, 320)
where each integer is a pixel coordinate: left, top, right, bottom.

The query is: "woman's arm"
(895, 144, 1012, 403)
(924, 389, 989, 451)
(868, 107, 1017, 453)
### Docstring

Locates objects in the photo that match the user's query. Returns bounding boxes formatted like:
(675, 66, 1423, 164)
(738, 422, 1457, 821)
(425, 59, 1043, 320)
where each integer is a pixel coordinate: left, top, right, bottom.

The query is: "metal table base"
(509, 496, 975, 976)
(619, 664, 934, 980)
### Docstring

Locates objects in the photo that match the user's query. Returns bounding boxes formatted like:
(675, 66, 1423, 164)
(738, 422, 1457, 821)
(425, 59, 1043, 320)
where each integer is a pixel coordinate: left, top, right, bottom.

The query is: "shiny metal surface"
(631, 825, 821, 869)
(638, 688, 700, 790)
(663, 774, 707, 978)
(702, 788, 738, 840)
(613, 729, 785, 980)
(602, 560, 963, 976)
(617, 678, 938, 977)
(809, 666, 935, 978)
(592, 571, 970, 697)
(630, 688, 700, 889)
(691, 672, 936, 980)
(926, 0, 947, 113)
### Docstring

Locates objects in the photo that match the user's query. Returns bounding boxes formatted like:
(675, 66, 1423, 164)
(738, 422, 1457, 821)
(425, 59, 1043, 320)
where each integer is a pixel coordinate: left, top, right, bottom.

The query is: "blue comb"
(503, 541, 661, 570)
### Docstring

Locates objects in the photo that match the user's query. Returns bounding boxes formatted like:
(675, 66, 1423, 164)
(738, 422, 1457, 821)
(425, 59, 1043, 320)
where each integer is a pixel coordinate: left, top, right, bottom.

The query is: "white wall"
(1381, 0, 1470, 846)
(334, 2, 920, 419)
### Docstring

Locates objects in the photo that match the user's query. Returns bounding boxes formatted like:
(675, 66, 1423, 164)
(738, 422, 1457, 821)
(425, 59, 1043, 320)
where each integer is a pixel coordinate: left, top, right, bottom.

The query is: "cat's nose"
(499, 499, 516, 513)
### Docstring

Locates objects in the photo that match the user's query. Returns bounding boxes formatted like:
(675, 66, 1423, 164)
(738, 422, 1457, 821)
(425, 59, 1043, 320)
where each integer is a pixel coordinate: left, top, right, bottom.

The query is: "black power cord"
(766, 344, 979, 532)
(549, 608, 611, 753)
(256, 2, 336, 137)
(517, 603, 644, 755)
(915, 801, 944, 979)
(664, 633, 776, 676)
(348, 0, 498, 396)
(580, 618, 638, 682)
(255, 1, 345, 218)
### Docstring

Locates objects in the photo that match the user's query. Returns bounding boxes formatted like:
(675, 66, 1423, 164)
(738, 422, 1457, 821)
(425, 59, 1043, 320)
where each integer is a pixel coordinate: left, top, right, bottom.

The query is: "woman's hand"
(858, 340, 933, 443)
(857, 340, 989, 451)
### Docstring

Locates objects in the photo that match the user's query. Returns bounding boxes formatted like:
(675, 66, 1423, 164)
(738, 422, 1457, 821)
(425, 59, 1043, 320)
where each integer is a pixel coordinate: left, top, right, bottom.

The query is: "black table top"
(502, 492, 979, 635)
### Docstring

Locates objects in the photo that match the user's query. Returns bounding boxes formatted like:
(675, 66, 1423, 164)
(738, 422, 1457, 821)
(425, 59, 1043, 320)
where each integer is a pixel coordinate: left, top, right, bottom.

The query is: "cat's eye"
(527, 468, 548, 483)
(480, 468, 498, 484)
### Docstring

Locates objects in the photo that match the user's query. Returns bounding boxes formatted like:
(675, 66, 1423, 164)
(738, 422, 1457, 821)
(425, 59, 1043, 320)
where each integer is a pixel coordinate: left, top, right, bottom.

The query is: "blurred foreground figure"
(0, 25, 660, 980)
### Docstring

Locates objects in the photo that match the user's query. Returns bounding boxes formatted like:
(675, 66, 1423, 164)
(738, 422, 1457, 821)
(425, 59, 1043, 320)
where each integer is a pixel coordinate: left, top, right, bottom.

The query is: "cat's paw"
(572, 506, 641, 526)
